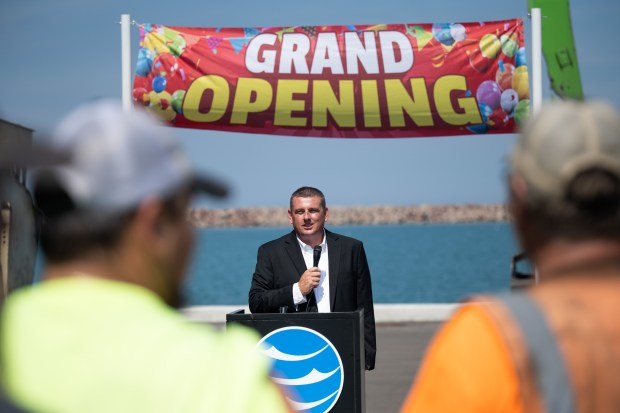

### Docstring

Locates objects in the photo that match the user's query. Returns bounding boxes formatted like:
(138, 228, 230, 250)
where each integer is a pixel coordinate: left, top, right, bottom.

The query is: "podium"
(226, 308, 365, 413)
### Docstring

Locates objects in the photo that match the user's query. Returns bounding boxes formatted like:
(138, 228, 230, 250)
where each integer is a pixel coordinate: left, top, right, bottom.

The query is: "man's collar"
(296, 231, 327, 251)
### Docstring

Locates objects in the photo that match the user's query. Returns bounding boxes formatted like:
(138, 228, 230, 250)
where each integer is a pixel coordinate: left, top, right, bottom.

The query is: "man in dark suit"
(249, 186, 376, 370)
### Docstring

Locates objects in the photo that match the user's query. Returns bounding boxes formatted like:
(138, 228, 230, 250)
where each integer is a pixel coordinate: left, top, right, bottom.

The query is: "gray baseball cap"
(511, 100, 620, 198)
(33, 100, 227, 215)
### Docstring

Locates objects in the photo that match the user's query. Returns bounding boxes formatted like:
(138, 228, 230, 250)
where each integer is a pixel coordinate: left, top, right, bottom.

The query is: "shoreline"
(188, 203, 509, 228)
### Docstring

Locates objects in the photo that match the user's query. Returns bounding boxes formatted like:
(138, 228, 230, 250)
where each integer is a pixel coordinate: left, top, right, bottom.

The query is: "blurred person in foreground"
(249, 186, 376, 370)
(0, 101, 292, 413)
(401, 100, 620, 413)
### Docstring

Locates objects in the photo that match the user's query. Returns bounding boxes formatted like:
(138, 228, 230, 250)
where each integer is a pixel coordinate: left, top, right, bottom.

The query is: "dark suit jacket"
(249, 229, 376, 370)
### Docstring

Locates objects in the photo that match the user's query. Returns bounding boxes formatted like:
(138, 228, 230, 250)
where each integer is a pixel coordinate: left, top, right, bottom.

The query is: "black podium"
(226, 308, 365, 413)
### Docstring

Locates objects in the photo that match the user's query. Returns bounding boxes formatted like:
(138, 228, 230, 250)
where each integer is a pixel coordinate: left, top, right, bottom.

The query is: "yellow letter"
(184, 75, 230, 123)
(230, 78, 273, 124)
(274, 80, 308, 127)
(385, 78, 433, 127)
(434, 75, 482, 125)
(312, 80, 355, 128)
(361, 80, 381, 128)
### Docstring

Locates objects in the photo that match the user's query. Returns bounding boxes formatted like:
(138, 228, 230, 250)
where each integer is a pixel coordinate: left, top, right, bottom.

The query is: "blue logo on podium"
(257, 326, 344, 413)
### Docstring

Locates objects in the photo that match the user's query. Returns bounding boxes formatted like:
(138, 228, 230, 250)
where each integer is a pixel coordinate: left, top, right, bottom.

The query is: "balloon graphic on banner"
(152, 53, 179, 79)
(136, 48, 154, 77)
(468, 47, 490, 73)
(500, 32, 519, 57)
(152, 76, 167, 93)
(515, 99, 530, 125)
(432, 23, 455, 46)
(467, 102, 493, 134)
(512, 66, 529, 100)
(148, 90, 176, 122)
(515, 47, 527, 67)
(488, 108, 509, 129)
(171, 90, 186, 114)
(496, 63, 515, 91)
(132, 87, 149, 106)
(449, 23, 467, 42)
(500, 89, 519, 114)
(476, 80, 502, 110)
(479, 34, 501, 59)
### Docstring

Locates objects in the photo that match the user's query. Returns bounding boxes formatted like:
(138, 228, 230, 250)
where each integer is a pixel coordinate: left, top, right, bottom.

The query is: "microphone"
(306, 245, 322, 312)
(313, 245, 322, 267)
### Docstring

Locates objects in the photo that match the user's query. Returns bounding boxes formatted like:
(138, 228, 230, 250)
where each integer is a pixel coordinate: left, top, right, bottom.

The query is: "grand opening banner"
(133, 19, 529, 138)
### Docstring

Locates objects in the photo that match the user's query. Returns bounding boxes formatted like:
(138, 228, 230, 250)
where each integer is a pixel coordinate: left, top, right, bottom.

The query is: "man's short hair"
(510, 100, 620, 242)
(289, 186, 326, 210)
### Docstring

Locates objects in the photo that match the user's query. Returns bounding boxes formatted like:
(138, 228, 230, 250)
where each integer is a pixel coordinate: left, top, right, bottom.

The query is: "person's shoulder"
(259, 231, 295, 249)
(326, 229, 363, 246)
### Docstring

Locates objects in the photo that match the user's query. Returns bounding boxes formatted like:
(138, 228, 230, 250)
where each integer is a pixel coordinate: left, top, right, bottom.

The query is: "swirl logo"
(257, 326, 344, 413)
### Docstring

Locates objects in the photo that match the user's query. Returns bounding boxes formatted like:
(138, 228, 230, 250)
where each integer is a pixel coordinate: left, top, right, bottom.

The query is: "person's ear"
(288, 209, 293, 225)
(509, 174, 527, 220)
(132, 198, 166, 242)
(324, 207, 329, 223)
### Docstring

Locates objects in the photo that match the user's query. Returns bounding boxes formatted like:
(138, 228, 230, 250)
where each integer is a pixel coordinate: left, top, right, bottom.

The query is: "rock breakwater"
(188, 204, 509, 228)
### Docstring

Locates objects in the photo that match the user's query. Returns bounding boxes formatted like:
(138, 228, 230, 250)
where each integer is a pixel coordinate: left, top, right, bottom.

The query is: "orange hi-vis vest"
(401, 274, 620, 413)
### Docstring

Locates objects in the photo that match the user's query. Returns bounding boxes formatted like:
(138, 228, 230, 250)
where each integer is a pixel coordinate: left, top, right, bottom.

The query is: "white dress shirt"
(292, 233, 331, 312)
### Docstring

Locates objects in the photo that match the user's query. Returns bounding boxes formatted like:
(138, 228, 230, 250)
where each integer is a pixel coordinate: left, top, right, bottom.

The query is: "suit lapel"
(283, 231, 308, 280)
(327, 230, 340, 308)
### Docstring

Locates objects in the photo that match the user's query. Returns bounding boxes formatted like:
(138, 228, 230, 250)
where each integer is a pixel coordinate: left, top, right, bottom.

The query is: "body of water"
(183, 222, 519, 306)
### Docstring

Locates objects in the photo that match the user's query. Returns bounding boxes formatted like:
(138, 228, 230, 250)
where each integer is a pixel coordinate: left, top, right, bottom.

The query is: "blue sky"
(1, 0, 619, 208)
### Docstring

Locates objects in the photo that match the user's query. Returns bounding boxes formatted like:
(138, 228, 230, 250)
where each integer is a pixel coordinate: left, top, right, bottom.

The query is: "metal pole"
(121, 14, 132, 113)
(531, 8, 543, 114)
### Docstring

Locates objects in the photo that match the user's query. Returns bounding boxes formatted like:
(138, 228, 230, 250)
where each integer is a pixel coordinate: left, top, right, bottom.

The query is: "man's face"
(155, 192, 195, 307)
(288, 196, 328, 244)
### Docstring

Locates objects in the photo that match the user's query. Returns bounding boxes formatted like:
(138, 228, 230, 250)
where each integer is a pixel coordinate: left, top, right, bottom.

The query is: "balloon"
(148, 91, 176, 122)
(500, 89, 519, 114)
(515, 47, 527, 67)
(432, 23, 455, 46)
(479, 34, 501, 59)
(132, 87, 149, 106)
(152, 75, 167, 93)
(152, 53, 178, 79)
(476, 80, 502, 110)
(449, 24, 466, 42)
(514, 99, 530, 125)
(488, 108, 509, 129)
(171, 90, 185, 114)
(496, 63, 515, 91)
(468, 48, 490, 73)
(136, 48, 153, 77)
(468, 103, 492, 134)
(500, 32, 519, 58)
(479, 103, 493, 122)
(512, 66, 530, 100)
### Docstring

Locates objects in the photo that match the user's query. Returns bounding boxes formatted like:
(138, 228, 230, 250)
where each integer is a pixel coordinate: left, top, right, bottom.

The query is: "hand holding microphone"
(298, 245, 322, 295)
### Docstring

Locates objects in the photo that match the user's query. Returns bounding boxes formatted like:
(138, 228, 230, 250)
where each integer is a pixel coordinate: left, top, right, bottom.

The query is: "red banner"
(133, 20, 528, 138)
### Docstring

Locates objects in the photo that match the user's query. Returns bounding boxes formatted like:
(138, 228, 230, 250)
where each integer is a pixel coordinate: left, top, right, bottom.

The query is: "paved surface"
(365, 322, 441, 413)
